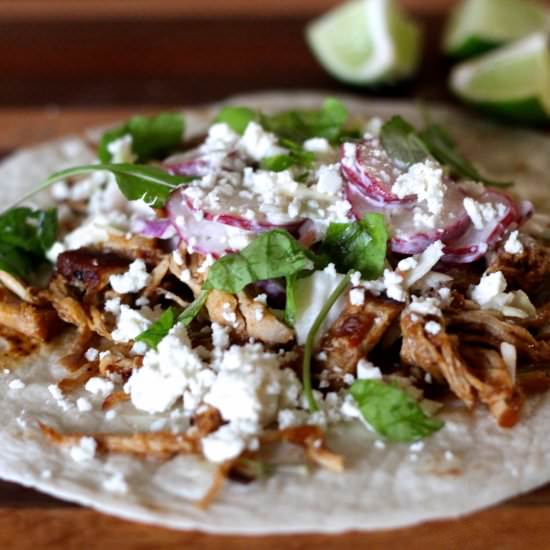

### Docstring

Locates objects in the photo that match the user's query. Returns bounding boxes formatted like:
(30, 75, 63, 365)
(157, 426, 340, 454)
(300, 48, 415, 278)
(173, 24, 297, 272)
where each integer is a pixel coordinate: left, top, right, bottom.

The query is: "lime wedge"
(306, 0, 422, 85)
(450, 33, 550, 123)
(444, 0, 550, 58)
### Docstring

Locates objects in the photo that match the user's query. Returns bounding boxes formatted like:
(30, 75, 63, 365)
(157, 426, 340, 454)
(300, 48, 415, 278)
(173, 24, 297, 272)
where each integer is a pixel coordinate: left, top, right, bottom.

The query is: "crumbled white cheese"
(127, 323, 211, 414)
(201, 423, 251, 463)
(111, 305, 159, 343)
(109, 259, 151, 294)
(383, 269, 407, 302)
(239, 121, 286, 161)
(504, 230, 524, 255)
(409, 296, 442, 317)
(356, 359, 382, 380)
(107, 134, 137, 164)
(84, 347, 99, 362)
(76, 397, 93, 412)
(293, 263, 347, 345)
(48, 384, 71, 411)
(469, 271, 536, 318)
(500, 342, 517, 384)
(392, 160, 446, 225)
(8, 379, 25, 390)
(315, 164, 343, 195)
(424, 321, 442, 335)
(85, 377, 115, 396)
(105, 410, 117, 421)
(278, 408, 309, 429)
(201, 122, 240, 154)
(463, 197, 507, 230)
(69, 437, 97, 463)
(349, 287, 365, 306)
(303, 137, 331, 153)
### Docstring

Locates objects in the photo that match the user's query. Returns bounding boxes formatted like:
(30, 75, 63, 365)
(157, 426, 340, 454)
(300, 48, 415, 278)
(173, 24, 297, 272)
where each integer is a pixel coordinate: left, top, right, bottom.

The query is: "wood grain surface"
(1, 5, 550, 549)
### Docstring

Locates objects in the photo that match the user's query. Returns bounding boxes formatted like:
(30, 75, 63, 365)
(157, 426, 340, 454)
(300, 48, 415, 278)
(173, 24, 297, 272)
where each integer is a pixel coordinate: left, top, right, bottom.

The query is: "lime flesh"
(444, 0, 550, 58)
(450, 33, 550, 123)
(306, 0, 421, 85)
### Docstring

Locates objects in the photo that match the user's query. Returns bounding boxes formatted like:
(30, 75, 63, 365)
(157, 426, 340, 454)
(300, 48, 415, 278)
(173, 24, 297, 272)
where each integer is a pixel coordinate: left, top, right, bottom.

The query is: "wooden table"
(1, 8, 550, 549)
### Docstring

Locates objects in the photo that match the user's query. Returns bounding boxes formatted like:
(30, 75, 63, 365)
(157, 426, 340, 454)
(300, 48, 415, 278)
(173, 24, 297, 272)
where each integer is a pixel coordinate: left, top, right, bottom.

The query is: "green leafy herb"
(261, 97, 350, 143)
(350, 379, 444, 442)
(99, 112, 184, 163)
(214, 106, 256, 135)
(260, 139, 315, 173)
(380, 116, 430, 168)
(0, 207, 58, 280)
(13, 164, 192, 211)
(284, 273, 298, 326)
(419, 123, 513, 188)
(0, 207, 57, 255)
(204, 230, 316, 294)
(302, 273, 351, 412)
(319, 213, 388, 279)
(0, 242, 34, 280)
(135, 307, 178, 349)
(178, 289, 210, 327)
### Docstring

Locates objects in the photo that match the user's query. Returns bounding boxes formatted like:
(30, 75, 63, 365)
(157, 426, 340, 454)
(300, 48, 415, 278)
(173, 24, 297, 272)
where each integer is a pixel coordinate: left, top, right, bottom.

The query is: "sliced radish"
(340, 139, 411, 206)
(442, 190, 518, 264)
(166, 192, 254, 257)
(344, 181, 470, 255)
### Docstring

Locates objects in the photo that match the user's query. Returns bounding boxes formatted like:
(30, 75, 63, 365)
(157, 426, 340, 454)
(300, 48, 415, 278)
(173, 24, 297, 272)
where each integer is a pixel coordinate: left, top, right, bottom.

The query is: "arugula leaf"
(135, 307, 178, 349)
(215, 106, 256, 135)
(261, 97, 350, 143)
(319, 213, 388, 279)
(22, 164, 192, 210)
(204, 230, 316, 294)
(302, 273, 351, 412)
(99, 112, 184, 163)
(0, 207, 57, 255)
(284, 274, 298, 326)
(350, 380, 444, 442)
(419, 123, 513, 188)
(380, 116, 430, 168)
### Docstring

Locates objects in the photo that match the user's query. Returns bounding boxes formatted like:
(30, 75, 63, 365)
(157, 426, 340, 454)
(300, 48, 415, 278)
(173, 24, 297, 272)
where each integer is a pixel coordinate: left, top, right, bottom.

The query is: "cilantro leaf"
(350, 380, 444, 442)
(319, 213, 388, 279)
(204, 230, 316, 294)
(215, 106, 256, 135)
(178, 289, 210, 327)
(99, 112, 184, 164)
(135, 307, 178, 349)
(419, 123, 513, 188)
(0, 207, 57, 256)
(380, 116, 430, 168)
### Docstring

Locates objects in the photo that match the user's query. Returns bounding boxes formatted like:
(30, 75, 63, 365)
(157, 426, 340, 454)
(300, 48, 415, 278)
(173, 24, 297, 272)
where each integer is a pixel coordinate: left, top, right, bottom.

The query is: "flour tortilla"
(0, 91, 549, 534)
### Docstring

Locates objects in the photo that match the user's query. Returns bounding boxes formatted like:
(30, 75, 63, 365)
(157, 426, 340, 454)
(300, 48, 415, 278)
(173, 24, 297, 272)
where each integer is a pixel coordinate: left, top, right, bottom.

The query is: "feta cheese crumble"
(463, 197, 507, 230)
(69, 437, 97, 463)
(109, 259, 152, 294)
(504, 230, 524, 255)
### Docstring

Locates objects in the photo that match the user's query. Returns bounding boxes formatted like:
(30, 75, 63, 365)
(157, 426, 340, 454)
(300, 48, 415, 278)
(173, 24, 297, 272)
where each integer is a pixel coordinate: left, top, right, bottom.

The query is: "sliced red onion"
(344, 181, 470, 255)
(164, 158, 210, 178)
(442, 190, 518, 264)
(253, 279, 287, 309)
(166, 192, 254, 257)
(131, 218, 177, 239)
(340, 140, 412, 206)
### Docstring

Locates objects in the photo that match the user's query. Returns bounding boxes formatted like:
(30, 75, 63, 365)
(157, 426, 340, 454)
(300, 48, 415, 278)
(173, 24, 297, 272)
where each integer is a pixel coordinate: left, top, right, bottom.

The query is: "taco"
(0, 91, 548, 533)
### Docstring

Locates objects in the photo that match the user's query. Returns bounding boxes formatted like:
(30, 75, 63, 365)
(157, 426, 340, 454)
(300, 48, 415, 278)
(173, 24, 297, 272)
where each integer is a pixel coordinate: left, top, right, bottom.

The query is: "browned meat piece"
(206, 290, 246, 339)
(401, 313, 476, 407)
(56, 248, 130, 291)
(46, 275, 92, 331)
(461, 346, 522, 427)
(102, 233, 165, 263)
(401, 313, 523, 427)
(0, 287, 62, 341)
(446, 309, 550, 365)
(237, 291, 294, 345)
(318, 293, 402, 386)
(487, 237, 550, 297)
(191, 405, 223, 438)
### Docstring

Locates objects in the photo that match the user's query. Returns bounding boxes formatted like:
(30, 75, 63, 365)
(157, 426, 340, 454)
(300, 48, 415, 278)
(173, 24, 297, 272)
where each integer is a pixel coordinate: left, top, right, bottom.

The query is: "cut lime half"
(450, 33, 550, 123)
(444, 0, 550, 58)
(306, 0, 422, 86)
